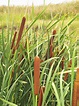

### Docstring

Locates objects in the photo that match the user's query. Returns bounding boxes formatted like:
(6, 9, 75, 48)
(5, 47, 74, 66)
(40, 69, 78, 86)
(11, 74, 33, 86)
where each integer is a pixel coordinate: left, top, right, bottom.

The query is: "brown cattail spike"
(16, 17, 26, 49)
(50, 36, 54, 45)
(61, 57, 65, 69)
(12, 17, 26, 55)
(45, 31, 55, 60)
(50, 44, 53, 58)
(34, 56, 40, 95)
(72, 68, 79, 106)
(52, 30, 56, 35)
(64, 59, 72, 81)
(76, 68, 79, 81)
(72, 81, 78, 106)
(40, 59, 44, 63)
(12, 46, 16, 56)
(50, 29, 56, 45)
(38, 86, 45, 106)
(11, 31, 17, 49)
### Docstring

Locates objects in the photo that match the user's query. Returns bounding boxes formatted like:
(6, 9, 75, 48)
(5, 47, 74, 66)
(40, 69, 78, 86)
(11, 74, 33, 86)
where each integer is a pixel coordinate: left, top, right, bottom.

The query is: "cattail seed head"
(52, 30, 56, 35)
(38, 86, 45, 106)
(16, 17, 26, 49)
(34, 56, 40, 95)
(11, 31, 17, 49)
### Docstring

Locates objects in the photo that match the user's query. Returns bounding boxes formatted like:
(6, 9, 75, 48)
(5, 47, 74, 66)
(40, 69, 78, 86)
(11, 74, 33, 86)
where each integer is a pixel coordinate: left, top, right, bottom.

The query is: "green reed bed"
(0, 6, 79, 106)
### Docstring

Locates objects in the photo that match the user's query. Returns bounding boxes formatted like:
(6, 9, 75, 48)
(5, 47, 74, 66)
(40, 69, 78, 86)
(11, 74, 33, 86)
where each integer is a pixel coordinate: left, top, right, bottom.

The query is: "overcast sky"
(0, 0, 75, 6)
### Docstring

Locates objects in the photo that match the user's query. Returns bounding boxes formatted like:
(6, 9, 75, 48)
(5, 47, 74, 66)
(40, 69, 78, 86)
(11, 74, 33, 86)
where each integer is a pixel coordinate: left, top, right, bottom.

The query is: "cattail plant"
(45, 30, 56, 60)
(12, 17, 26, 54)
(49, 44, 53, 58)
(72, 68, 79, 106)
(16, 16, 26, 48)
(38, 86, 45, 106)
(11, 17, 26, 86)
(52, 29, 56, 35)
(49, 29, 56, 58)
(61, 57, 65, 69)
(11, 31, 17, 49)
(34, 56, 40, 95)
(49, 30, 56, 67)
(64, 59, 72, 81)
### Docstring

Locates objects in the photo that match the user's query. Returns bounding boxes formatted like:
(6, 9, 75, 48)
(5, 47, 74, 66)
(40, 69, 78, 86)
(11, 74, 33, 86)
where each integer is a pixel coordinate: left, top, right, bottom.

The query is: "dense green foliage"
(0, 1, 79, 106)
